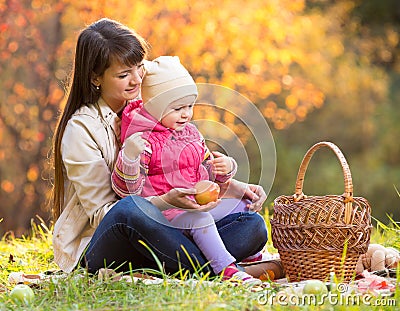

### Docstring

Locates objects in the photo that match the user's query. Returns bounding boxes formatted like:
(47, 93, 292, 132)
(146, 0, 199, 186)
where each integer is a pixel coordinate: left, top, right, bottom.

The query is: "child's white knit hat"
(141, 56, 198, 120)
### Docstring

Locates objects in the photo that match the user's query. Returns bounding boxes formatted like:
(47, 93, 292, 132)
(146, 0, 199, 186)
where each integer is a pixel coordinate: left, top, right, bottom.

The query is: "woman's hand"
(218, 179, 266, 212)
(151, 188, 220, 212)
(244, 183, 267, 212)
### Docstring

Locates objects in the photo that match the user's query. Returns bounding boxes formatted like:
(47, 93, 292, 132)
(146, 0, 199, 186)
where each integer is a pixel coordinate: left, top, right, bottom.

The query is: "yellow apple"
(194, 180, 220, 205)
(10, 284, 34, 305)
(302, 279, 328, 296)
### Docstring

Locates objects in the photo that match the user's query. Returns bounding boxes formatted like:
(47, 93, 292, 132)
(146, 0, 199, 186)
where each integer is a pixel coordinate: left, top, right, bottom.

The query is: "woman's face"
(96, 59, 144, 113)
(161, 95, 196, 131)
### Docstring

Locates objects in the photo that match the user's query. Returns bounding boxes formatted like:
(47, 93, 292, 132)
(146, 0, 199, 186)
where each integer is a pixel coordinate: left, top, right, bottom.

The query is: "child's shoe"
(221, 263, 262, 285)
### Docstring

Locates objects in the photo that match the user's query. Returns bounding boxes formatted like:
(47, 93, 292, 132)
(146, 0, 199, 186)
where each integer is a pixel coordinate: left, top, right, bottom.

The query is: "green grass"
(0, 215, 399, 310)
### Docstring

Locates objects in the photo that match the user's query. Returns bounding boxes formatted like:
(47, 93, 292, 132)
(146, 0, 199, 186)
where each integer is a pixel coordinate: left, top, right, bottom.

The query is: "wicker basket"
(270, 141, 371, 282)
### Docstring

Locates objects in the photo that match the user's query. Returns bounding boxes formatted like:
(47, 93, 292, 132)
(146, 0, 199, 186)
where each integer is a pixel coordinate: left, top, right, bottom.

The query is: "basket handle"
(293, 141, 354, 223)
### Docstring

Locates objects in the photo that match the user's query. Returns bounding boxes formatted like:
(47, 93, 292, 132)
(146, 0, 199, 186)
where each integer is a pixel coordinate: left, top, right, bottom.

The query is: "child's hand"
(208, 151, 234, 175)
(123, 132, 146, 160)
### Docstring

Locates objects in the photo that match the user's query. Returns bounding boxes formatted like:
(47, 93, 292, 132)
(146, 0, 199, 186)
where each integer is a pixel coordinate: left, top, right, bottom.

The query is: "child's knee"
(172, 211, 214, 229)
(192, 212, 214, 228)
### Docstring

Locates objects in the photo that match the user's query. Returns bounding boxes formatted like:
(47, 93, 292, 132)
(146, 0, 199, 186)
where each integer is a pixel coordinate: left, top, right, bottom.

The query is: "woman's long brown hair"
(50, 18, 148, 219)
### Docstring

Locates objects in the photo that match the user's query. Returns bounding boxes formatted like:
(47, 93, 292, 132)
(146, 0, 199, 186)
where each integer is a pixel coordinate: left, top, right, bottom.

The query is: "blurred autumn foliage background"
(1, 0, 400, 236)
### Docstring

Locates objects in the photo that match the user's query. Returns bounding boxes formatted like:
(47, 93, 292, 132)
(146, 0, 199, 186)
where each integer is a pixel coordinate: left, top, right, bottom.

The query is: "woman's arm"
(218, 179, 267, 212)
(150, 188, 220, 212)
(61, 117, 118, 227)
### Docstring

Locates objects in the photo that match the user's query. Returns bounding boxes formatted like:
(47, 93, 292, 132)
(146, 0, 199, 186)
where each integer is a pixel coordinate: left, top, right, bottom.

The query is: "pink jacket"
(112, 100, 237, 220)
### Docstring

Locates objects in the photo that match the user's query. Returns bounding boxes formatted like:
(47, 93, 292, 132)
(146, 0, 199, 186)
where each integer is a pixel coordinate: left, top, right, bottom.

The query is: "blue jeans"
(82, 196, 267, 275)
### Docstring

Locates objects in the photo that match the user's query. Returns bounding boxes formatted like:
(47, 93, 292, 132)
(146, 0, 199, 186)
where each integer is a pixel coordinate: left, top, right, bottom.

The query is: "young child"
(112, 56, 262, 285)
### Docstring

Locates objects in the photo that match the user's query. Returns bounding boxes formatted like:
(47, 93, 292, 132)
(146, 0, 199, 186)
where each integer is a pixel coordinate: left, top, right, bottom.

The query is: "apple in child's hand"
(194, 180, 220, 205)
(10, 284, 34, 305)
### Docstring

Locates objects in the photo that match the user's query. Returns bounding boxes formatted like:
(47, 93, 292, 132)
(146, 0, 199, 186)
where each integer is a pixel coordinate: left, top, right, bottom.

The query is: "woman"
(50, 17, 275, 279)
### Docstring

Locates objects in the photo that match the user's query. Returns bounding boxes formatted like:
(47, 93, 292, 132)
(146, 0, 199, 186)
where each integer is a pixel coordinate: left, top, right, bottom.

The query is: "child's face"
(161, 95, 196, 131)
